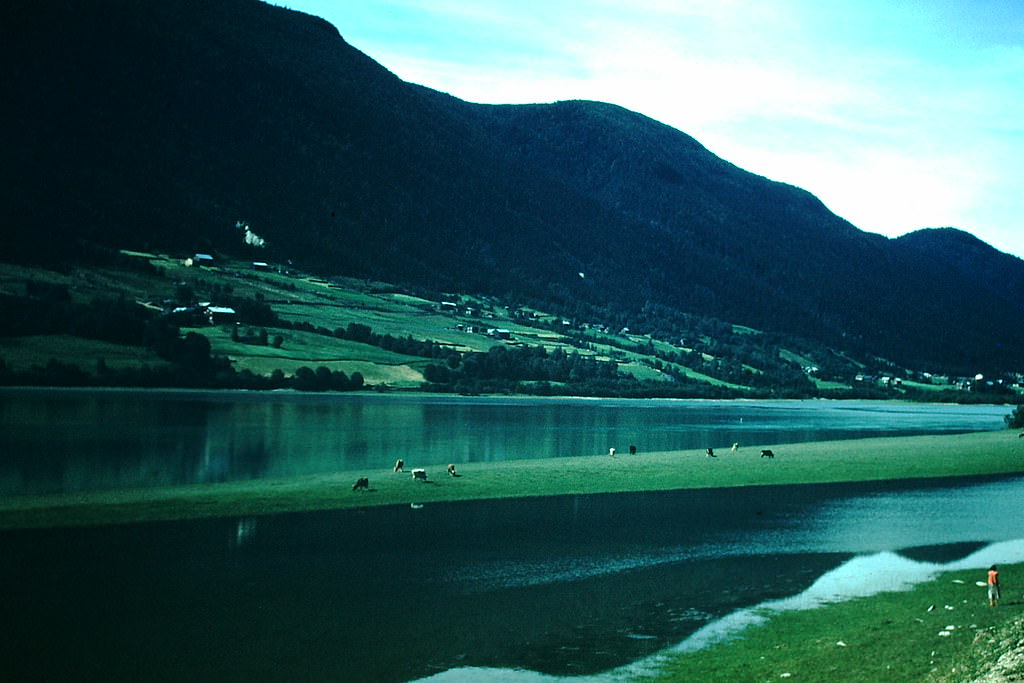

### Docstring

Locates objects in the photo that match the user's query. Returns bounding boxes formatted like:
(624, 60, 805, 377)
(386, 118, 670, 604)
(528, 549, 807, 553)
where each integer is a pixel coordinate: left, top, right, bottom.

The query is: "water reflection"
(0, 388, 1012, 496)
(3, 475, 1023, 683)
(233, 517, 258, 547)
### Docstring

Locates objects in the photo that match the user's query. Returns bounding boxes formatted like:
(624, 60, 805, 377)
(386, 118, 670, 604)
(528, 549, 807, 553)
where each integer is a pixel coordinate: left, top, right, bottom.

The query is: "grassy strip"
(1, 430, 1022, 530)
(651, 563, 1024, 682)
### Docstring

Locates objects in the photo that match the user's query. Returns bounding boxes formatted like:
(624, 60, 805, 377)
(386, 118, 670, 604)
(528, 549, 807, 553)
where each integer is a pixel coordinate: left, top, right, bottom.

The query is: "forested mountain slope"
(2, 0, 1022, 375)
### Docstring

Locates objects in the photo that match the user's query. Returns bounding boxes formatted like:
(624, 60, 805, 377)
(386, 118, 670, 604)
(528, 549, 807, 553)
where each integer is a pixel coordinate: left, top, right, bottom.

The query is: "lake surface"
(0, 388, 1012, 495)
(2, 389, 1017, 681)
(2, 475, 1023, 683)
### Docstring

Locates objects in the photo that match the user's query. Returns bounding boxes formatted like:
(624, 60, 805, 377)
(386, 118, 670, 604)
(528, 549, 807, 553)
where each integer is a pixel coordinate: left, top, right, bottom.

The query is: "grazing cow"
(760, 449, 775, 458)
(412, 468, 428, 481)
(394, 459, 405, 472)
(706, 448, 716, 457)
(1019, 433, 1024, 438)
(731, 443, 739, 452)
(447, 463, 460, 477)
(629, 444, 637, 455)
(352, 477, 370, 491)
(609, 447, 616, 457)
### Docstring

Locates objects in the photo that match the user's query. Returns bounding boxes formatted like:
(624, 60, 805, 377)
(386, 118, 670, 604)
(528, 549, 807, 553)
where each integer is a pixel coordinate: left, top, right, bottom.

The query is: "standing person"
(988, 565, 1001, 607)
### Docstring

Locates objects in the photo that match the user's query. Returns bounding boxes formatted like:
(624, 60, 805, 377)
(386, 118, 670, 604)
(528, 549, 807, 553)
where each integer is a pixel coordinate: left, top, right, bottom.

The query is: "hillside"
(2, 0, 1024, 378)
(1, 251, 1019, 401)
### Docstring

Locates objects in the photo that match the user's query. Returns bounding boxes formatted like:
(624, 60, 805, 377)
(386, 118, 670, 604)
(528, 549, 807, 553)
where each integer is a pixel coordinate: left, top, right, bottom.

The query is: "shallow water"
(414, 539, 1024, 683)
(2, 475, 1022, 682)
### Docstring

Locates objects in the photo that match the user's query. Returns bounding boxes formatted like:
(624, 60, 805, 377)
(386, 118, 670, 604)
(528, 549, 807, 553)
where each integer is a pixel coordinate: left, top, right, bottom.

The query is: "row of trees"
(0, 356, 364, 393)
(423, 345, 621, 385)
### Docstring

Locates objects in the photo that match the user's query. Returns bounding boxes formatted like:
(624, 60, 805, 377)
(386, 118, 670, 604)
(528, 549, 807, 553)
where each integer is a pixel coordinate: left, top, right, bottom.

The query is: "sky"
(282, 0, 1023, 258)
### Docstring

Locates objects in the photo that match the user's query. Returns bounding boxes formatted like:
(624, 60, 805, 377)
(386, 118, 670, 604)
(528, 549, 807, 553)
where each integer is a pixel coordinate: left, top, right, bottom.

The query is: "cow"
(706, 448, 716, 457)
(352, 477, 370, 491)
(394, 459, 405, 472)
(760, 449, 775, 459)
(412, 468, 428, 481)
(447, 463, 460, 477)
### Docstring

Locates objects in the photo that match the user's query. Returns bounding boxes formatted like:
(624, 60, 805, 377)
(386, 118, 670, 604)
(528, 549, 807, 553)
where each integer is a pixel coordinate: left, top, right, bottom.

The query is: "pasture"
(653, 561, 1024, 682)
(2, 429, 1021, 530)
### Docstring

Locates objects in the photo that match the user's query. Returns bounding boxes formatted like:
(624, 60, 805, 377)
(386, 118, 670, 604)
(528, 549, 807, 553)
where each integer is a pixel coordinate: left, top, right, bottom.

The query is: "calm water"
(2, 475, 1023, 683)
(1, 389, 1017, 681)
(0, 388, 1012, 495)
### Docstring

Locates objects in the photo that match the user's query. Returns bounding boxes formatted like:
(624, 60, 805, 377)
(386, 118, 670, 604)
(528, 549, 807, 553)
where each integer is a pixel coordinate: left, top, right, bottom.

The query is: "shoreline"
(1, 430, 1022, 530)
(650, 556, 1024, 682)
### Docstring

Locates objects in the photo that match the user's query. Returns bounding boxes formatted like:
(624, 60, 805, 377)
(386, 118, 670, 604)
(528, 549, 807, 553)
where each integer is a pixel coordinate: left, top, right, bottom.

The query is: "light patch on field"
(812, 378, 852, 390)
(620, 361, 671, 382)
(779, 349, 814, 367)
(378, 292, 435, 306)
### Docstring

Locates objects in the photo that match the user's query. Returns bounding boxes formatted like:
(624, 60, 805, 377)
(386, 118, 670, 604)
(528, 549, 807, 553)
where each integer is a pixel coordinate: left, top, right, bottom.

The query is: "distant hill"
(896, 228, 1024, 303)
(3, 0, 1023, 376)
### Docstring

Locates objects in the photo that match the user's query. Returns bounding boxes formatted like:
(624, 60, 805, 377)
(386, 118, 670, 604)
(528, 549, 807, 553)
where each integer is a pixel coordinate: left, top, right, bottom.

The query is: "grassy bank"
(651, 562, 1024, 682)
(1, 430, 1022, 529)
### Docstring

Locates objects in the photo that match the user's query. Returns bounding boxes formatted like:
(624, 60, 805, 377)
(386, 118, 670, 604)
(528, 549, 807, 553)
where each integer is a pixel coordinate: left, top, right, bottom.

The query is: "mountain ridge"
(2, 0, 1022, 376)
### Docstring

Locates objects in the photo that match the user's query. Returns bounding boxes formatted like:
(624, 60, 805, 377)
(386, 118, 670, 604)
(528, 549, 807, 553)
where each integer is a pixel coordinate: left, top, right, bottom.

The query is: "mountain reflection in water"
(2, 476, 1023, 683)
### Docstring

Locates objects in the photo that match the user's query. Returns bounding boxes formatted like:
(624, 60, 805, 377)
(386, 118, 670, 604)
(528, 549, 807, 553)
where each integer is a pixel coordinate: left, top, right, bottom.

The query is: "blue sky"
(282, 1, 1023, 258)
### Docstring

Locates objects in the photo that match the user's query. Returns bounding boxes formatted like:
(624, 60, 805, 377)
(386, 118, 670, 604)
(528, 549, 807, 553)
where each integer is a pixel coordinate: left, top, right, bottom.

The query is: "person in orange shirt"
(988, 565, 1001, 607)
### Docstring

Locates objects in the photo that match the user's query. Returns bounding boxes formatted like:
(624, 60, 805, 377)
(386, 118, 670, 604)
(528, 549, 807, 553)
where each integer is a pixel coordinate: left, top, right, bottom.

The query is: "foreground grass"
(653, 563, 1024, 683)
(1, 430, 1022, 529)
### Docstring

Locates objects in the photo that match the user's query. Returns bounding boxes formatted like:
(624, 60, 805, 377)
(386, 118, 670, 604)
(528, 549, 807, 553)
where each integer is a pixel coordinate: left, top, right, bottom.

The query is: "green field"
(0, 254, 672, 389)
(0, 334, 171, 372)
(3, 429, 1022, 530)
(201, 325, 431, 384)
(652, 562, 1023, 682)
(5, 252, 1005, 398)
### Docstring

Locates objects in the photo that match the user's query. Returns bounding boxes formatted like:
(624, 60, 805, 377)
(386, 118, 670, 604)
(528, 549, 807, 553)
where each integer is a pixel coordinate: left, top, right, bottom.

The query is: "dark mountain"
(3, 0, 1023, 375)
(896, 228, 1024, 303)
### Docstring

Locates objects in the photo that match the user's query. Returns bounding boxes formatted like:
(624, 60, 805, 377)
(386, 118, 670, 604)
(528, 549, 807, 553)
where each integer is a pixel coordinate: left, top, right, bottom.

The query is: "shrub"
(1006, 404, 1024, 429)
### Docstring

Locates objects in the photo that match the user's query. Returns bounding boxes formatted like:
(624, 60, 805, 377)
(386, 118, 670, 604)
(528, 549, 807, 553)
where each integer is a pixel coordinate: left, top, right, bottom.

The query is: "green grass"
(2, 430, 1022, 530)
(652, 563, 1023, 682)
(620, 359, 673, 381)
(0, 334, 171, 373)
(198, 326, 429, 385)
(811, 377, 852, 390)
